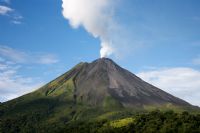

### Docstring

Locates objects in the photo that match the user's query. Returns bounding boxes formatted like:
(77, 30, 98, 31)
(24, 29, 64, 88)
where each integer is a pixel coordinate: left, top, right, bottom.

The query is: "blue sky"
(0, 0, 200, 106)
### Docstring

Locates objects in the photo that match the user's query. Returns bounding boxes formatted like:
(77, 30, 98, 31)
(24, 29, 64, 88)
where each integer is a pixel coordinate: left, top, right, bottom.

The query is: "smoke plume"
(62, 0, 117, 58)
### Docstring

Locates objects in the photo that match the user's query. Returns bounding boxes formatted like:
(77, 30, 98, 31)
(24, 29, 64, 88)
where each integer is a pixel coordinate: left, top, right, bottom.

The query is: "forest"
(1, 110, 200, 133)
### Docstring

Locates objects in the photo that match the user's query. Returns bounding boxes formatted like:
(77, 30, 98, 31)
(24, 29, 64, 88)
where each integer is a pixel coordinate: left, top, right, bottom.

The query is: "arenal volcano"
(40, 58, 190, 107)
(0, 58, 196, 132)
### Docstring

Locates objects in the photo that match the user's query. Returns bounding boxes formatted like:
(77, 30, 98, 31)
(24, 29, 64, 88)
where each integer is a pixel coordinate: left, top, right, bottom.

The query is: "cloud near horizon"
(0, 59, 44, 102)
(0, 45, 59, 64)
(0, 45, 60, 102)
(137, 67, 200, 106)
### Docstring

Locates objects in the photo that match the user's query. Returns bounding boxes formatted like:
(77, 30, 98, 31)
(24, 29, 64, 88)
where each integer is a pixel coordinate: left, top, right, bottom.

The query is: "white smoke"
(62, 0, 117, 58)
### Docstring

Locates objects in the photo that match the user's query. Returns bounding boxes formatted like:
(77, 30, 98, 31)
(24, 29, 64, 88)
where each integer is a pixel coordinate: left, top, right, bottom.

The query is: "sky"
(0, 0, 200, 106)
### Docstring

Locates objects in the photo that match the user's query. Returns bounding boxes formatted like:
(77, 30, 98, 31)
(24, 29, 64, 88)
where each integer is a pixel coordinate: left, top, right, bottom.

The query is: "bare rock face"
(42, 58, 191, 108)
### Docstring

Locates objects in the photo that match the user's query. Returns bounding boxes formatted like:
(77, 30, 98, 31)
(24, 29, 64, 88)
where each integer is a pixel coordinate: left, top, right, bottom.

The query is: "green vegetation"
(108, 117, 134, 128)
(61, 110, 200, 133)
(1, 104, 200, 133)
(103, 96, 122, 109)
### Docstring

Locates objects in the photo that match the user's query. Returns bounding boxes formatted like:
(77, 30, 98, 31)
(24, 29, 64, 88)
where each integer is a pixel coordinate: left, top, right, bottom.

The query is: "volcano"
(40, 58, 190, 107)
(0, 58, 196, 132)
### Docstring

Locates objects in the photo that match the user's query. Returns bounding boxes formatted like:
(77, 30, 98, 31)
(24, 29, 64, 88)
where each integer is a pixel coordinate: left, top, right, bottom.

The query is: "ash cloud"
(62, 0, 121, 58)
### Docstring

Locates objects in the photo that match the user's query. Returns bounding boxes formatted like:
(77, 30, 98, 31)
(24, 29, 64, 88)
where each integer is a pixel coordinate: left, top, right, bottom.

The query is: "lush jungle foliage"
(0, 110, 200, 133)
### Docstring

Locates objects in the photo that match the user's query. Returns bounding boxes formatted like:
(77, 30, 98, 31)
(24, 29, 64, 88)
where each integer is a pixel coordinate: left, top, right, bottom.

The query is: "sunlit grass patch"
(108, 117, 134, 128)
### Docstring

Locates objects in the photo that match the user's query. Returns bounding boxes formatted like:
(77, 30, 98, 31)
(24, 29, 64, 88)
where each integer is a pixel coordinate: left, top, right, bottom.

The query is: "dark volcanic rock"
(42, 58, 191, 108)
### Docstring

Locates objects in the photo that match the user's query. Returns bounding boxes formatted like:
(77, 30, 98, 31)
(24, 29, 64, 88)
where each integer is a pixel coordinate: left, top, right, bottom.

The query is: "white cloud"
(11, 14, 23, 24)
(62, 0, 137, 59)
(0, 5, 13, 15)
(0, 45, 27, 63)
(0, 60, 44, 102)
(0, 46, 59, 102)
(0, 63, 8, 70)
(62, 0, 120, 58)
(0, 4, 23, 24)
(0, 45, 59, 64)
(137, 67, 200, 106)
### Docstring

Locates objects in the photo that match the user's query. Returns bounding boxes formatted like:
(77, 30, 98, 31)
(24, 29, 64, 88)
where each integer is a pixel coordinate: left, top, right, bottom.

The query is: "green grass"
(108, 117, 134, 128)
(48, 78, 75, 98)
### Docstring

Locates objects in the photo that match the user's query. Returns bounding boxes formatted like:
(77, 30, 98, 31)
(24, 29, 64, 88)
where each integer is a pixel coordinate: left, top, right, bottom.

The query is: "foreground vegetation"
(0, 109, 200, 133)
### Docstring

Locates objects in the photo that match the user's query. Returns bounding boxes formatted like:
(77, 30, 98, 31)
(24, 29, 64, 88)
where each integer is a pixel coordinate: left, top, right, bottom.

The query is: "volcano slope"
(0, 58, 199, 133)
